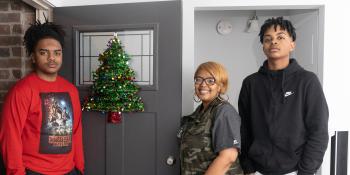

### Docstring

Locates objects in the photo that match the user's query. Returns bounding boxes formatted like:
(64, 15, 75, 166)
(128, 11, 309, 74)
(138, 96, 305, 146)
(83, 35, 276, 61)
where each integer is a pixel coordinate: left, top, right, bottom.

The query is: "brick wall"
(0, 0, 35, 112)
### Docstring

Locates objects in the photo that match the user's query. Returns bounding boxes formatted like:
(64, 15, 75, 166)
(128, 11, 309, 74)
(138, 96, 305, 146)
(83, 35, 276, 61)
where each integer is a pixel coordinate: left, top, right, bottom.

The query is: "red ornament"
(108, 112, 122, 124)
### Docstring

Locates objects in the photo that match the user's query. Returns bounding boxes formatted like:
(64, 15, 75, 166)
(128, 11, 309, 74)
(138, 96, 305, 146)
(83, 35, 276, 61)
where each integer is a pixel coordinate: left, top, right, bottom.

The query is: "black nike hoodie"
(239, 59, 329, 175)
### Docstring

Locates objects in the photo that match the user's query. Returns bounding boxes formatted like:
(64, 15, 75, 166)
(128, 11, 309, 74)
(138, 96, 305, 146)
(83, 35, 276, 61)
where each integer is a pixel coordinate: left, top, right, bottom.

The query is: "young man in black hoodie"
(238, 17, 329, 175)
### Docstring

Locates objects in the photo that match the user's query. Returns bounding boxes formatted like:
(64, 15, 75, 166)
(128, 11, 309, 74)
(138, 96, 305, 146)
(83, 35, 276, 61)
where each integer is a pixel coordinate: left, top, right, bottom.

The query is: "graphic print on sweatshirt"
(39, 92, 73, 154)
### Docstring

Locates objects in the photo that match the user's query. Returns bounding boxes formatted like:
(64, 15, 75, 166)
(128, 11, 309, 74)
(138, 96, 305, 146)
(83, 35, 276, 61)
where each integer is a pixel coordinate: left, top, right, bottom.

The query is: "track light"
(247, 13, 259, 33)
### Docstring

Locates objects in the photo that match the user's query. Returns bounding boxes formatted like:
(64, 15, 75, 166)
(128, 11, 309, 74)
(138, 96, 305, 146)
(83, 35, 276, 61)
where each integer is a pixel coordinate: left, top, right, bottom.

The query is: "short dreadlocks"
(258, 16, 296, 44)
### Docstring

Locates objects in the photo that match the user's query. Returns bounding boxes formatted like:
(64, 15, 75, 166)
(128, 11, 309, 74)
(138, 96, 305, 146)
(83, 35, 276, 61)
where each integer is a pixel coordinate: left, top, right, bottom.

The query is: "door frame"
(21, 0, 54, 22)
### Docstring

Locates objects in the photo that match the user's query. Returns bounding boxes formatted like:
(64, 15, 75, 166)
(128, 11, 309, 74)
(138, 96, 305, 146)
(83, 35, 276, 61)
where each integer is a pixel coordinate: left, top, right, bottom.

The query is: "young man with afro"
(0, 20, 84, 175)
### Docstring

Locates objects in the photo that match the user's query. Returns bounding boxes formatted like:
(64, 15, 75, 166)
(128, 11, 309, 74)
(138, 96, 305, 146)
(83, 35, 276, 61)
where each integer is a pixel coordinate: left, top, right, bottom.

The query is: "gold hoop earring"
(193, 93, 201, 103)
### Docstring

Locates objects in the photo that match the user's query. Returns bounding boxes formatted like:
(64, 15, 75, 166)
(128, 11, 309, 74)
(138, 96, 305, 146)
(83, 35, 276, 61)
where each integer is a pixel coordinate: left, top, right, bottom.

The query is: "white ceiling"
(47, 0, 175, 7)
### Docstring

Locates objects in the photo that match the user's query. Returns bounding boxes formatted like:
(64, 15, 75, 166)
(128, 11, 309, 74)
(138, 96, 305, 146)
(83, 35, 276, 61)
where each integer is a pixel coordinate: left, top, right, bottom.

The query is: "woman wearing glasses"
(178, 61, 242, 175)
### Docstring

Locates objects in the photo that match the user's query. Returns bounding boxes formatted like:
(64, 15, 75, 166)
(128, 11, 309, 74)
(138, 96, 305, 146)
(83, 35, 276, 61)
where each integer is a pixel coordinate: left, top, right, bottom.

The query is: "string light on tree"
(83, 36, 144, 124)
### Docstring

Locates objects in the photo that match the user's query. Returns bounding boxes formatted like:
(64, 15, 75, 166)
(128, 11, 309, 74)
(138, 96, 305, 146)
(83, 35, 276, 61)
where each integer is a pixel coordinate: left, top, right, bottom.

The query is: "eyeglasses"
(194, 77, 216, 86)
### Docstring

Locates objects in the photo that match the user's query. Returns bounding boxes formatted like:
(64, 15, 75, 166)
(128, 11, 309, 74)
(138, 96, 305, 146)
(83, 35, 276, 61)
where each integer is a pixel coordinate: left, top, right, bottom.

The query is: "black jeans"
(26, 168, 82, 175)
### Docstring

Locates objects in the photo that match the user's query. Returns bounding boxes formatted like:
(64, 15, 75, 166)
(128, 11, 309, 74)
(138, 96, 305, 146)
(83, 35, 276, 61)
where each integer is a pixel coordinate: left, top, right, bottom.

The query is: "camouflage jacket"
(178, 98, 242, 175)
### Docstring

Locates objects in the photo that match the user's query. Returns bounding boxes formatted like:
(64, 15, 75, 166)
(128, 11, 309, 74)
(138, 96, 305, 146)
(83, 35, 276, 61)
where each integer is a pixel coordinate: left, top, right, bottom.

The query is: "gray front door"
(54, 1, 181, 174)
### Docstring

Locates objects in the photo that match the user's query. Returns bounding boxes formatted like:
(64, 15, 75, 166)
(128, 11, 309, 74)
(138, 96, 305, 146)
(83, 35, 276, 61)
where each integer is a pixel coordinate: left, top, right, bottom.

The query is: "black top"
(238, 59, 329, 175)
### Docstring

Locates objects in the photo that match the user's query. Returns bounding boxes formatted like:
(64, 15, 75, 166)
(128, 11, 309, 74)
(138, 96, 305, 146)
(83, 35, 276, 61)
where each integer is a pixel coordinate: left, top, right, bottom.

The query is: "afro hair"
(24, 20, 65, 56)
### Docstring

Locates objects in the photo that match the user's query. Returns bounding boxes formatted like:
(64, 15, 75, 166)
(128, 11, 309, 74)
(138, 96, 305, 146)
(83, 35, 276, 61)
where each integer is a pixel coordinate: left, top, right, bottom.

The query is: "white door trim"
(22, 0, 54, 22)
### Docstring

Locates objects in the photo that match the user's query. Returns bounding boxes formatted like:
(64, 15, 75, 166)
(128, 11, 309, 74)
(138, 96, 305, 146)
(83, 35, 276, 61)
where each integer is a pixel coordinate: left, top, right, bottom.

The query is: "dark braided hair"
(258, 16, 296, 43)
(24, 20, 65, 56)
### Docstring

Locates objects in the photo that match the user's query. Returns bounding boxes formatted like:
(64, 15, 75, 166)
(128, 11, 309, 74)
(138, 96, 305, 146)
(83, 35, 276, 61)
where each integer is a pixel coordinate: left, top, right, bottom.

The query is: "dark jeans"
(26, 168, 82, 175)
(0, 154, 5, 175)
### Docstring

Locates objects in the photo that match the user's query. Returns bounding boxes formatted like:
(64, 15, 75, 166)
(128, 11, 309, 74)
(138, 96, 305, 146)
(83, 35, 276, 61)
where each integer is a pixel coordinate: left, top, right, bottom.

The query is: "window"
(74, 24, 157, 90)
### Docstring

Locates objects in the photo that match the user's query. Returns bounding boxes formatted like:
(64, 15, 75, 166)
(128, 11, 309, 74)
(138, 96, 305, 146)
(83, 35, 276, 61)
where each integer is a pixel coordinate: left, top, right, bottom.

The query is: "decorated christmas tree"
(83, 36, 144, 124)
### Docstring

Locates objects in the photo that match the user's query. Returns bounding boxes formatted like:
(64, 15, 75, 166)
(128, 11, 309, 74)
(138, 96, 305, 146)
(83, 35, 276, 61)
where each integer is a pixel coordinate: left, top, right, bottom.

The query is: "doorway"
(187, 6, 325, 174)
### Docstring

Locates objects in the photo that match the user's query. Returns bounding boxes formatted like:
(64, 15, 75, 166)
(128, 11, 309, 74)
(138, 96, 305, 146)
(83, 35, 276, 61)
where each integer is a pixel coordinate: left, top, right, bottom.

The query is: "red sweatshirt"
(0, 73, 84, 175)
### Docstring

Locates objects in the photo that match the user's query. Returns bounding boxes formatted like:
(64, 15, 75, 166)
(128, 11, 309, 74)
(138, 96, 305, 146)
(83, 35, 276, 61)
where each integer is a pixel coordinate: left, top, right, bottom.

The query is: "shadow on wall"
(252, 34, 265, 66)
